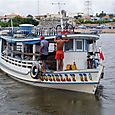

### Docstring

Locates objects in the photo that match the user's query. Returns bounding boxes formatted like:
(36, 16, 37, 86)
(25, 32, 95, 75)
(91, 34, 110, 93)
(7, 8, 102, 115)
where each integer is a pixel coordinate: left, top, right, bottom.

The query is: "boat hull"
(0, 57, 104, 94)
(7, 75, 98, 94)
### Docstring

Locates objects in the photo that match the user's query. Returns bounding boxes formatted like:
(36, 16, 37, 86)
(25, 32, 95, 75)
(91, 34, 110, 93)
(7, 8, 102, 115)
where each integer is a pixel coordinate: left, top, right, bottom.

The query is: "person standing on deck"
(40, 36, 49, 73)
(54, 34, 69, 71)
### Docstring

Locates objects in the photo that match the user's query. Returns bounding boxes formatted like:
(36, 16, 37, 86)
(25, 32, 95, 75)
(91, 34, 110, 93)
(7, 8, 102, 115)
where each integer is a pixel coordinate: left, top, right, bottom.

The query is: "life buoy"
(30, 64, 41, 79)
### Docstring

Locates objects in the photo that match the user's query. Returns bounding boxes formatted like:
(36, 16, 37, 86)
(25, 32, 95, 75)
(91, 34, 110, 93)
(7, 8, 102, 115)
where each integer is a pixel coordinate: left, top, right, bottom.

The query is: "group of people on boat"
(40, 34, 69, 73)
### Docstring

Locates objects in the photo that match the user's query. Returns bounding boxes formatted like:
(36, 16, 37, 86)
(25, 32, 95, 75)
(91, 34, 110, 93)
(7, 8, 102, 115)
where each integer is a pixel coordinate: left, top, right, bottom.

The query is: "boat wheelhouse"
(0, 25, 104, 94)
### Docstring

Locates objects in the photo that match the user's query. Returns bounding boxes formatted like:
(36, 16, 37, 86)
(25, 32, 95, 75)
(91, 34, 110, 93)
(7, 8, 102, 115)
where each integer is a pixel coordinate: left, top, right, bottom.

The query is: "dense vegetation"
(74, 19, 114, 24)
(0, 15, 39, 27)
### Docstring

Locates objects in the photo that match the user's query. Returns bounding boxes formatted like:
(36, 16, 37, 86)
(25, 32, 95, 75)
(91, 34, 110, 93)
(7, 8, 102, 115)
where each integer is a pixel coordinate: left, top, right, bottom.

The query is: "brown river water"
(0, 33, 115, 115)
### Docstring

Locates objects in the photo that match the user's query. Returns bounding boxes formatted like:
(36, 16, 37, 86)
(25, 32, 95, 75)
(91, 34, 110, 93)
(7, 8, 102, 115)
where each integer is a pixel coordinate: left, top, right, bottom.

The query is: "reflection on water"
(0, 34, 115, 115)
(0, 71, 102, 115)
(30, 88, 102, 115)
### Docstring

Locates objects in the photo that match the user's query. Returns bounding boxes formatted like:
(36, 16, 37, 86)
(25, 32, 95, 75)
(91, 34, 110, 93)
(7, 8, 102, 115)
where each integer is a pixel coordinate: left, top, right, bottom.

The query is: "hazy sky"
(0, 0, 115, 16)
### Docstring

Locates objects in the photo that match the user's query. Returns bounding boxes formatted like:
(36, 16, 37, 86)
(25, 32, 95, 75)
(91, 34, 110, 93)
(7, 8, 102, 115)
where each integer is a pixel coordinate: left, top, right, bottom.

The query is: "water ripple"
(0, 86, 8, 102)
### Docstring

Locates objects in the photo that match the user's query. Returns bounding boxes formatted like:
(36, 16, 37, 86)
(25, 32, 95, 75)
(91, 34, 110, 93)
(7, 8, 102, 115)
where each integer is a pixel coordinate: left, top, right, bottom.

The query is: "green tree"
(26, 14, 33, 19)
(98, 11, 106, 18)
(0, 22, 9, 27)
(96, 13, 99, 17)
(8, 16, 39, 26)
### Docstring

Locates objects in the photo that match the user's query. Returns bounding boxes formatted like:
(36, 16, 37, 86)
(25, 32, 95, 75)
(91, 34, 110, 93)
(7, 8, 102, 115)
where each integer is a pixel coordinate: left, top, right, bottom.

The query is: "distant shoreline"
(74, 29, 115, 33)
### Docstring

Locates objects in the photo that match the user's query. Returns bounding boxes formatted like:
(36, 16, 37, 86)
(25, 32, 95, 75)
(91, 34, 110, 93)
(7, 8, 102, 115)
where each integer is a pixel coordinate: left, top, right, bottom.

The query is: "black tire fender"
(30, 64, 40, 79)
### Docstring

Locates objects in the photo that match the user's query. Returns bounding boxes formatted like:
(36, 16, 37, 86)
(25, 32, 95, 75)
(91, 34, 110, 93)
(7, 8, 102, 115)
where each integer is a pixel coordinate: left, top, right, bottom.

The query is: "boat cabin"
(63, 34, 99, 70)
(0, 31, 100, 72)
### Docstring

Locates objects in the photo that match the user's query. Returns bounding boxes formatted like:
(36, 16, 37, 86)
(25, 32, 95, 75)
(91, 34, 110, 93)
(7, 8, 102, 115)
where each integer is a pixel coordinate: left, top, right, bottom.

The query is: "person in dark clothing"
(40, 36, 49, 73)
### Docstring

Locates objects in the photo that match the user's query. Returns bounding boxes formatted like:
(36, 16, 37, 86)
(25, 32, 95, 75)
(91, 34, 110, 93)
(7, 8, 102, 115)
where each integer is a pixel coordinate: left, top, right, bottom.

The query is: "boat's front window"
(64, 39, 73, 52)
(75, 40, 83, 51)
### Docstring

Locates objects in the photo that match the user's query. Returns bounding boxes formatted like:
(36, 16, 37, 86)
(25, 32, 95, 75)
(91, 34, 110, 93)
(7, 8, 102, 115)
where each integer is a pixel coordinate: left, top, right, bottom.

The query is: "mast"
(84, 0, 92, 16)
(10, 18, 14, 35)
(52, 2, 65, 31)
(37, 0, 39, 16)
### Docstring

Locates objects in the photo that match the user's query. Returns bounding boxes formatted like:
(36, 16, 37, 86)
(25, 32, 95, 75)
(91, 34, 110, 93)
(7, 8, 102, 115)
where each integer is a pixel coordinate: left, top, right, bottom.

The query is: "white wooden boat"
(0, 24, 104, 94)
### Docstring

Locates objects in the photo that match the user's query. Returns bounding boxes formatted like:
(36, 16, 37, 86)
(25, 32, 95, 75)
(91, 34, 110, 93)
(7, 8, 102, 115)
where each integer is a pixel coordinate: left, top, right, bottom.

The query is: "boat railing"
(1, 52, 56, 71)
(1, 54, 34, 68)
(10, 50, 40, 56)
(2, 48, 40, 59)
(35, 29, 100, 37)
(1, 26, 100, 38)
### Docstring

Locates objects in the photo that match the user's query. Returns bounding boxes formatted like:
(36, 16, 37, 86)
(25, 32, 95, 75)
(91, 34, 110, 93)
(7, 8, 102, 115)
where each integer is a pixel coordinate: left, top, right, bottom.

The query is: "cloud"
(0, 0, 114, 16)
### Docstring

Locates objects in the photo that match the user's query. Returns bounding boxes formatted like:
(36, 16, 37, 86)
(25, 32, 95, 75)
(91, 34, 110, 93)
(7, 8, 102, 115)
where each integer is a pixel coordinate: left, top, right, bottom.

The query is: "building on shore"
(0, 13, 22, 22)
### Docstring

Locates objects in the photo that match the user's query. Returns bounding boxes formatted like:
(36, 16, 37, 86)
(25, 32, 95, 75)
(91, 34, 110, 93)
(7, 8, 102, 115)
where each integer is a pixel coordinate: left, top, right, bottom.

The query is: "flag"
(99, 48, 104, 61)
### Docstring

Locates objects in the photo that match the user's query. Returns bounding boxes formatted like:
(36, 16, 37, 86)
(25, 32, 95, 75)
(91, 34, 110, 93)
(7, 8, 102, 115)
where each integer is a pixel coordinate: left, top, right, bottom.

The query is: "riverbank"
(74, 29, 115, 33)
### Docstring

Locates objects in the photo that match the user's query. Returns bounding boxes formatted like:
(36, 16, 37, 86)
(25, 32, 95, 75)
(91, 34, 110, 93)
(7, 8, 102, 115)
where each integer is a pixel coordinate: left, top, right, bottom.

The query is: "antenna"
(37, 0, 39, 15)
(84, 0, 92, 16)
(52, 2, 65, 14)
(52, 2, 65, 31)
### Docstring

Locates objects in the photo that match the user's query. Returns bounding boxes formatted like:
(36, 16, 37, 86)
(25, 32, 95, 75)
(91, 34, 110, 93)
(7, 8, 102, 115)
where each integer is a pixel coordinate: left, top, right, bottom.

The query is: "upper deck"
(0, 32, 100, 43)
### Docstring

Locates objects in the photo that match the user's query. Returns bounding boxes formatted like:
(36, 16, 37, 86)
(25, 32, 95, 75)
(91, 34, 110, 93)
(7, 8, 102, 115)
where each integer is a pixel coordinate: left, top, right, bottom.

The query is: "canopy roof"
(19, 24, 34, 27)
(23, 40, 40, 44)
(0, 33, 100, 44)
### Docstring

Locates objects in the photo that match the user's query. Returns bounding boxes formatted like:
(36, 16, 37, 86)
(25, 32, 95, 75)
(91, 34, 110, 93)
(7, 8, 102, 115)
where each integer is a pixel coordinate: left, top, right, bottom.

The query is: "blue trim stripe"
(41, 81, 98, 84)
(53, 71, 98, 74)
(10, 76, 98, 85)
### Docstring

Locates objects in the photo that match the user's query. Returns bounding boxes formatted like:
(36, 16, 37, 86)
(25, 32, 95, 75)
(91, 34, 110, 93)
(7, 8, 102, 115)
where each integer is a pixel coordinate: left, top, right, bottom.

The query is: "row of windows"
(64, 39, 88, 52)
(3, 39, 89, 53)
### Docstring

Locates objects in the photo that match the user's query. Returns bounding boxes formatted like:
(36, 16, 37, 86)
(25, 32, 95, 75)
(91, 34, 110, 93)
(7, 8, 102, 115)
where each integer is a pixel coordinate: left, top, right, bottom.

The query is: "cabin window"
(75, 40, 83, 51)
(64, 39, 73, 51)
